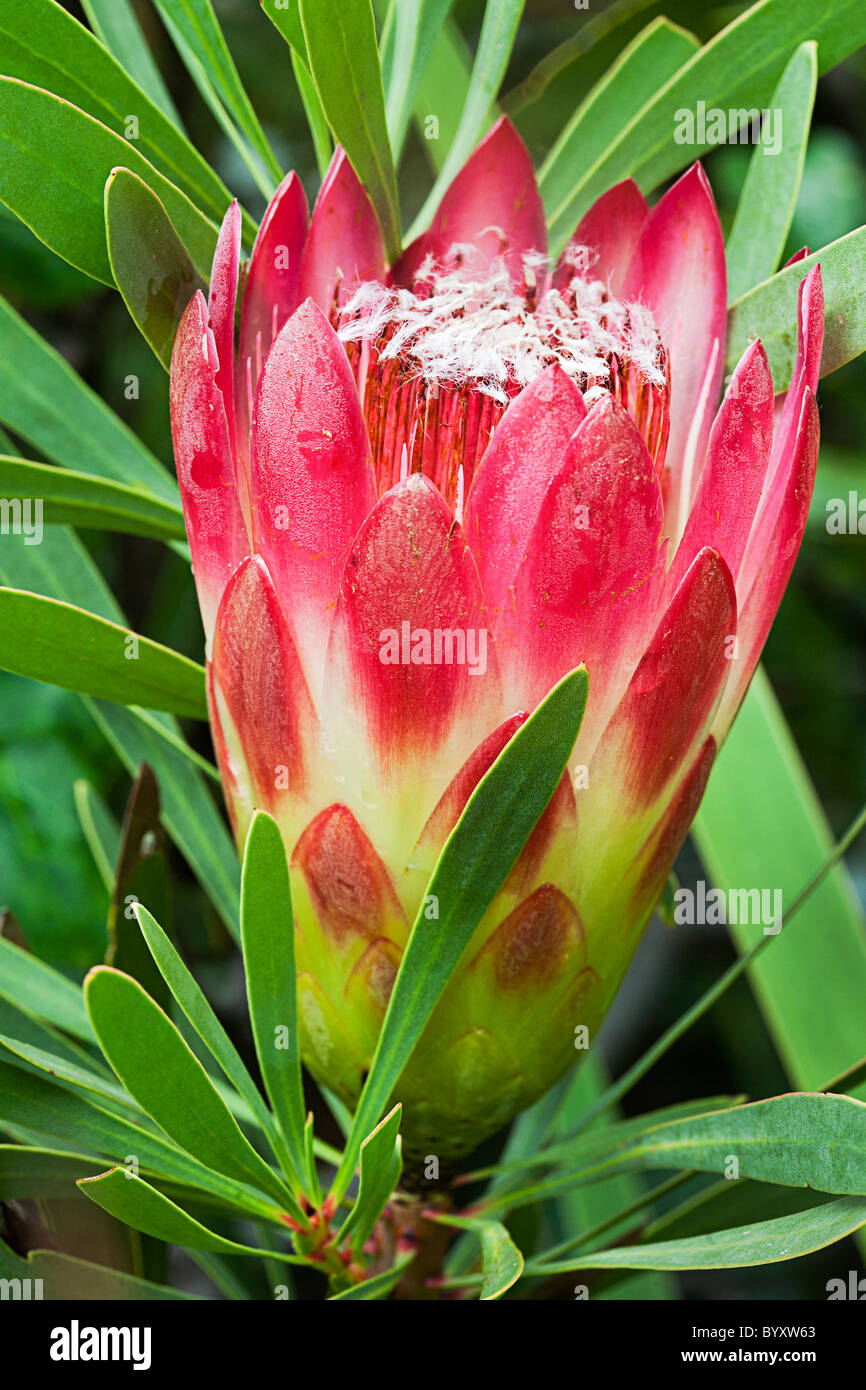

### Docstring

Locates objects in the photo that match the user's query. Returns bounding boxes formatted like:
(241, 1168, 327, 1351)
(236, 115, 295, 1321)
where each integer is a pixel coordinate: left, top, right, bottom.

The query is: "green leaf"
(726, 228, 866, 387)
(0, 1236, 201, 1299)
(0, 454, 186, 540)
(725, 41, 817, 302)
(86, 699, 239, 935)
(299, 0, 400, 260)
(431, 1212, 523, 1299)
(0, 77, 218, 283)
(0, 1033, 137, 1113)
(152, 0, 282, 197)
(411, 18, 483, 175)
(81, 0, 183, 126)
(407, 0, 524, 241)
(0, 1058, 277, 1215)
(0, 586, 207, 718)
(240, 812, 307, 1189)
(0, 935, 93, 1043)
(379, 0, 454, 162)
(0, 1143, 104, 1198)
(260, 0, 331, 177)
(469, 1095, 743, 1186)
(542, 17, 700, 255)
(560, 0, 866, 229)
(84, 966, 297, 1214)
(477, 1221, 523, 1300)
(0, 522, 236, 934)
(331, 665, 589, 1200)
(134, 904, 283, 1158)
(80, 1166, 305, 1262)
(694, 668, 866, 1094)
(0, 0, 236, 226)
(0, 292, 177, 501)
(532, 1196, 866, 1273)
(604, 1093, 866, 1194)
(105, 168, 205, 369)
(327, 1252, 414, 1300)
(338, 1105, 402, 1255)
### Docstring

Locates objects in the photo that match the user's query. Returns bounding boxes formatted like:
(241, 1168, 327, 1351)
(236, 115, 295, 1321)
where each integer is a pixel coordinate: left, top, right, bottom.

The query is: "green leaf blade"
(240, 812, 307, 1190)
(0, 587, 207, 718)
(105, 167, 205, 369)
(331, 665, 589, 1200)
(725, 41, 817, 302)
(299, 0, 400, 260)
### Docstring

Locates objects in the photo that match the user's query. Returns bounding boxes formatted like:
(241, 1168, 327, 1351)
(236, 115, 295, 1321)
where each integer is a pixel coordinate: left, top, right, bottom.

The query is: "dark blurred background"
(0, 0, 864, 1299)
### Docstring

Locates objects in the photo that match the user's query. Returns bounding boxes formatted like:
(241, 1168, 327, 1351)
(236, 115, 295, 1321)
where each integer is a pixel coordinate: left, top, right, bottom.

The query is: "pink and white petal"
(207, 200, 241, 461)
(624, 164, 727, 538)
(628, 736, 716, 924)
(553, 178, 648, 296)
(291, 803, 408, 949)
(169, 291, 248, 642)
(769, 264, 823, 473)
(713, 388, 819, 737)
(325, 473, 500, 780)
(392, 116, 546, 289)
(297, 147, 386, 318)
(668, 340, 775, 596)
(463, 366, 587, 618)
(591, 546, 736, 817)
(502, 395, 666, 747)
(250, 298, 377, 692)
(210, 555, 318, 817)
(238, 170, 309, 395)
(415, 712, 527, 853)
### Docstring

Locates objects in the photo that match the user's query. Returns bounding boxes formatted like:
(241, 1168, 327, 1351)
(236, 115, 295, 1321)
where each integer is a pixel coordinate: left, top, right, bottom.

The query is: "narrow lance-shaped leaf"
(105, 168, 205, 370)
(330, 665, 589, 1201)
(0, 1236, 200, 1300)
(0, 0, 232, 217)
(0, 292, 178, 501)
(0, 1143, 106, 1199)
(0, 524, 237, 934)
(726, 228, 866, 387)
(0, 1058, 277, 1216)
(80, 1168, 307, 1263)
(299, 0, 400, 260)
(431, 1213, 523, 1300)
(84, 966, 302, 1217)
(725, 41, 817, 301)
(407, 0, 524, 241)
(339, 1105, 402, 1256)
(152, 0, 282, 197)
(542, 17, 699, 255)
(0, 78, 218, 284)
(0, 935, 93, 1043)
(378, 0, 455, 163)
(0, 455, 186, 541)
(560, 0, 866, 226)
(260, 0, 331, 177)
(134, 903, 279, 1153)
(81, 0, 183, 126)
(694, 667, 866, 1093)
(0, 587, 207, 719)
(240, 812, 307, 1192)
(531, 1197, 866, 1274)
(599, 1093, 866, 1195)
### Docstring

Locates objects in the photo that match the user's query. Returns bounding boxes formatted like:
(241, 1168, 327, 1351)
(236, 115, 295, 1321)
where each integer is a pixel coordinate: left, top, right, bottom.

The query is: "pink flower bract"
(170, 118, 823, 1159)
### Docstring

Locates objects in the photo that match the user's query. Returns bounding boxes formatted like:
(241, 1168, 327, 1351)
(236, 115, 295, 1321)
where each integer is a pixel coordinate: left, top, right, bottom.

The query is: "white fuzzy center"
(337, 249, 665, 405)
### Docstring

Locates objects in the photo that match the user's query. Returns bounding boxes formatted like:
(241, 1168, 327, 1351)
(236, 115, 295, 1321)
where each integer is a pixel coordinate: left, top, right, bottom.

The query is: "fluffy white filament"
(337, 249, 665, 405)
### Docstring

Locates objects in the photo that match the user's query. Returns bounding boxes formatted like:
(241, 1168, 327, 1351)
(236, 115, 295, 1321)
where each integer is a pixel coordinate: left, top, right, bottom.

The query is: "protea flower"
(170, 118, 822, 1162)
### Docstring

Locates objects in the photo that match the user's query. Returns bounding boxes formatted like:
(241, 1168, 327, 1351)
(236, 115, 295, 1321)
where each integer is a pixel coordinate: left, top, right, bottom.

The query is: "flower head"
(171, 117, 822, 1158)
